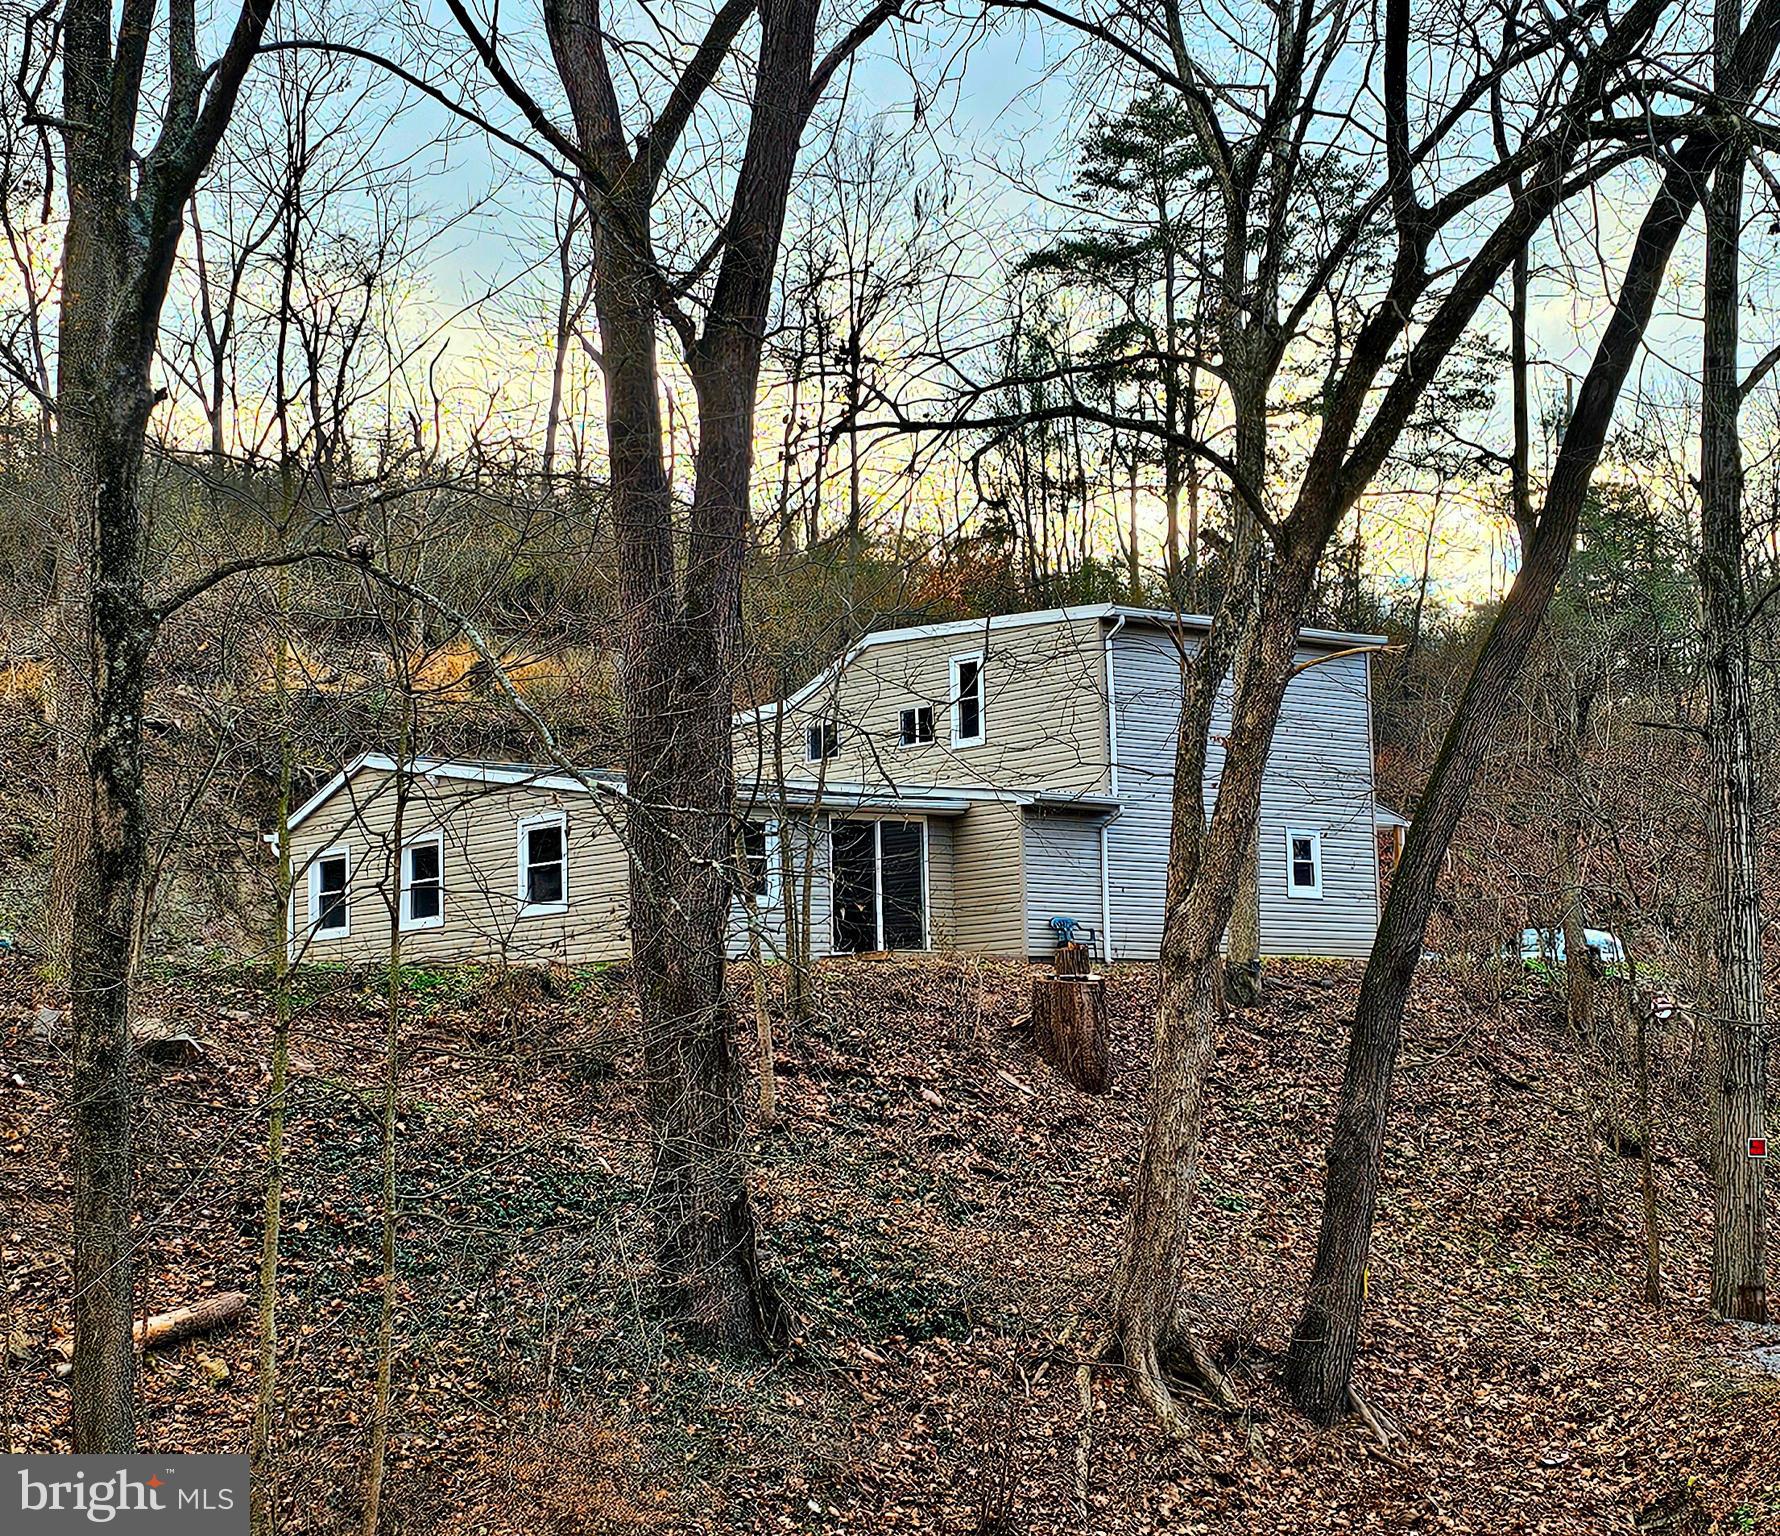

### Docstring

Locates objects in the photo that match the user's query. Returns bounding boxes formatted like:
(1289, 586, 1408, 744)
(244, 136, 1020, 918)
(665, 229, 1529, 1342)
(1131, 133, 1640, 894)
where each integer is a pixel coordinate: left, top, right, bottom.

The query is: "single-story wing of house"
(282, 604, 1391, 967)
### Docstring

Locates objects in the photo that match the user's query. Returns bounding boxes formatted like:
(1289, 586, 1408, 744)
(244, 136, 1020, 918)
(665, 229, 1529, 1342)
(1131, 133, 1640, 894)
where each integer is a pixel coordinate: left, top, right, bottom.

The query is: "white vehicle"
(1517, 927, 1627, 970)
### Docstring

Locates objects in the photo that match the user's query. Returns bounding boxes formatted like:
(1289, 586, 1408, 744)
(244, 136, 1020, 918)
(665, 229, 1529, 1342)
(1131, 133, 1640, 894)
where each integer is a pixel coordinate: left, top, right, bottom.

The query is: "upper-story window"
(518, 813, 569, 914)
(898, 705, 934, 747)
(309, 847, 351, 936)
(1285, 828, 1323, 899)
(950, 654, 984, 747)
(402, 834, 445, 929)
(805, 721, 838, 762)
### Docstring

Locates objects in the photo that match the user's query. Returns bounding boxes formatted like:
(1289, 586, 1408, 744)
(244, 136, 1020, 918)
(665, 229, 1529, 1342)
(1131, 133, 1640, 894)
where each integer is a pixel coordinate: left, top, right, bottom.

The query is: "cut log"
(1030, 974, 1110, 1093)
(1052, 942, 1091, 977)
(133, 1292, 249, 1350)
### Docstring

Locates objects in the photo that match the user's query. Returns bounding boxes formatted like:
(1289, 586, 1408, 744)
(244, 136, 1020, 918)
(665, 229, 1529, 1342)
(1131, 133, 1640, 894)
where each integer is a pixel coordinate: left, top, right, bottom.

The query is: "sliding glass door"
(830, 819, 927, 953)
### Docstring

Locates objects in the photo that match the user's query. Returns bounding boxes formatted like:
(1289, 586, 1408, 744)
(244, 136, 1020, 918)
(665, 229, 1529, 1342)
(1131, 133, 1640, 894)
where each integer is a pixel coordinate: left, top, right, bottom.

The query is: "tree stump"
(1053, 940, 1091, 977)
(1031, 968, 1110, 1093)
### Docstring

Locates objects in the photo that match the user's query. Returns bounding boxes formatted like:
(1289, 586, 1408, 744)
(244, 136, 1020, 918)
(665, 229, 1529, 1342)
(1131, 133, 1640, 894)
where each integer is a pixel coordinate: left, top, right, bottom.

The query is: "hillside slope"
(2, 956, 1776, 1533)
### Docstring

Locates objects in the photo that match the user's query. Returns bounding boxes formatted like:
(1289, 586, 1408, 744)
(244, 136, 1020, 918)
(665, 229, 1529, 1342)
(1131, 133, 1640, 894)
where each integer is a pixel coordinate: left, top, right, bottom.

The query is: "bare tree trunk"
(252, 581, 296, 1536)
(1109, 561, 1259, 1423)
(44, 0, 275, 1447)
(528, 0, 886, 1343)
(1222, 388, 1267, 1007)
(1283, 142, 1733, 1424)
(1700, 0, 1768, 1323)
(362, 736, 409, 1535)
(68, 428, 153, 1454)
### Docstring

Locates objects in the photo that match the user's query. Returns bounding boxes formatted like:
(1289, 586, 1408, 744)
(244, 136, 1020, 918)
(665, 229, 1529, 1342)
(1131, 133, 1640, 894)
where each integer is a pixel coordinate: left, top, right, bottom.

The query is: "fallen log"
(134, 1292, 249, 1350)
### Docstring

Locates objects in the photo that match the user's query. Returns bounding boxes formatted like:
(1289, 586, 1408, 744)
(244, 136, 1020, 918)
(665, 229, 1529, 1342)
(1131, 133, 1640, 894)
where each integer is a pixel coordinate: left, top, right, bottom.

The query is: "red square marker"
(1751, 1138, 1769, 1159)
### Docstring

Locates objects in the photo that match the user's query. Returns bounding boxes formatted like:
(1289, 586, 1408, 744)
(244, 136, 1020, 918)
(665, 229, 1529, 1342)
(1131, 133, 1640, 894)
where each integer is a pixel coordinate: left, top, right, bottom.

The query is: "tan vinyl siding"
(289, 768, 631, 966)
(926, 817, 956, 948)
(737, 615, 1112, 796)
(948, 800, 1026, 954)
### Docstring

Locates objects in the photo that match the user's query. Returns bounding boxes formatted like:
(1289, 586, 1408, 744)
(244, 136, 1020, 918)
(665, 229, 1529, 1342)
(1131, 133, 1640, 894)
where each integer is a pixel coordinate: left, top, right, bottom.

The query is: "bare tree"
(1284, 1, 1780, 1420)
(445, 0, 912, 1342)
(1699, 0, 1769, 1324)
(20, 0, 277, 1449)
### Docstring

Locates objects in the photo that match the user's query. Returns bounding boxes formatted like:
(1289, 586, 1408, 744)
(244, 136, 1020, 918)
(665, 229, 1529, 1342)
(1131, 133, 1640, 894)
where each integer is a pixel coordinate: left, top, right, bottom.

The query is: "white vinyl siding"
(1022, 812, 1106, 957)
(725, 813, 833, 963)
(1106, 625, 1379, 959)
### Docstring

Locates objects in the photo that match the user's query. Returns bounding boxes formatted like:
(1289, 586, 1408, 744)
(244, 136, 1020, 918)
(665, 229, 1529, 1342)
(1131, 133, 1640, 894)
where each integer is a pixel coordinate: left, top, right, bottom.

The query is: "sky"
(4, 0, 1762, 613)
(334, 2, 1747, 611)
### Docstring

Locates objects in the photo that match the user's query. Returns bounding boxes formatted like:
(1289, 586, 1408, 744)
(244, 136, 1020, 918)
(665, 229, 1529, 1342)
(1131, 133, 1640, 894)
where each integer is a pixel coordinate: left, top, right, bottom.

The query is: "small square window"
(1286, 829, 1323, 899)
(899, 706, 934, 746)
(805, 722, 838, 762)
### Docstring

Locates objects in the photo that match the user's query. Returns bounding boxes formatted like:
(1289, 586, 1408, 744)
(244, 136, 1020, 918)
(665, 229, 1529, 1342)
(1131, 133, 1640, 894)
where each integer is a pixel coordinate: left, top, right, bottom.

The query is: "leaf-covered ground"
(3, 954, 1777, 1533)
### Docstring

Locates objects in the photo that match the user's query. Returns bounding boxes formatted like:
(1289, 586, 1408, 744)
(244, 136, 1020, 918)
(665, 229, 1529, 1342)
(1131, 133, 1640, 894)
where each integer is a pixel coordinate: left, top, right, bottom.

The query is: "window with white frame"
(950, 654, 984, 746)
(737, 819, 778, 904)
(898, 705, 934, 747)
(402, 834, 444, 929)
(805, 721, 838, 762)
(309, 847, 351, 935)
(1285, 828, 1323, 898)
(518, 814, 569, 913)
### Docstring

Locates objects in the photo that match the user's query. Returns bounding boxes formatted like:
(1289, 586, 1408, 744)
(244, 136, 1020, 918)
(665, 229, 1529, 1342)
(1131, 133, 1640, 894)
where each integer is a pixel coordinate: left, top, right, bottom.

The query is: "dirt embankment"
(2, 955, 1775, 1533)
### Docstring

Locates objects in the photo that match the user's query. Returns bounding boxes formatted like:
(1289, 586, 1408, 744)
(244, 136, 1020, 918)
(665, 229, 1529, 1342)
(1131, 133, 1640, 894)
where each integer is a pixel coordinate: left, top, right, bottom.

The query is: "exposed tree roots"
(1107, 1310, 1245, 1447)
(1347, 1385, 1407, 1469)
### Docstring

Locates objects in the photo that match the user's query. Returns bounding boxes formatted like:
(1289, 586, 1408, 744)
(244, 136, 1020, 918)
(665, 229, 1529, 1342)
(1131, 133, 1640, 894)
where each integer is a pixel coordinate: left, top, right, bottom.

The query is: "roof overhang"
(1018, 791, 1124, 820)
(736, 603, 1388, 726)
(287, 755, 988, 834)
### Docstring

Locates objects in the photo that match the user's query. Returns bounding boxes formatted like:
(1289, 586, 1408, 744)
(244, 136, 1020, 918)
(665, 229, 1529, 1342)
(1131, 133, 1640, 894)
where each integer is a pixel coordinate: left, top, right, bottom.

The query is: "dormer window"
(898, 706, 934, 747)
(805, 722, 838, 762)
(950, 654, 984, 747)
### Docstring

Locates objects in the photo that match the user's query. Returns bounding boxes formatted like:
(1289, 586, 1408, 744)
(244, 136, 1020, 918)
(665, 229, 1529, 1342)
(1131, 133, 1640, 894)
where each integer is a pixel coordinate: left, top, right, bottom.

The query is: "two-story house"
(281, 604, 1386, 965)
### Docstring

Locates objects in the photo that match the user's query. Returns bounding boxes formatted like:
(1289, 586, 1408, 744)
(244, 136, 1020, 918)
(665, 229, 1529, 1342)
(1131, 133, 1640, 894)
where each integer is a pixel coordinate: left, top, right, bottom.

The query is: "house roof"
(286, 752, 622, 832)
(285, 751, 1000, 833)
(740, 602, 1388, 723)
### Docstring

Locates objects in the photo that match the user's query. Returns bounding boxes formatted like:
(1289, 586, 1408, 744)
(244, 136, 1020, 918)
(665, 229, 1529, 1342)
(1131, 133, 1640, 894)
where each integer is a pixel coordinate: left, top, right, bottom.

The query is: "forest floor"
(3, 953, 1778, 1534)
